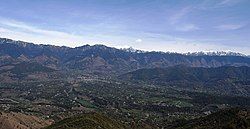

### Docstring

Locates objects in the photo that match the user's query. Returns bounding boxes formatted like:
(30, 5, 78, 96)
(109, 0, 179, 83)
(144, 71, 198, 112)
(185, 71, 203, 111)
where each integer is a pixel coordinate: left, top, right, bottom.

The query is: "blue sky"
(0, 0, 249, 54)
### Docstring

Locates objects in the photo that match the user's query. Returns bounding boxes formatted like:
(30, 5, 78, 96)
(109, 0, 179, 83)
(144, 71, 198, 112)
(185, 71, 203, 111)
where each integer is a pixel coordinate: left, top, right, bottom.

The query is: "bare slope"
(0, 112, 52, 129)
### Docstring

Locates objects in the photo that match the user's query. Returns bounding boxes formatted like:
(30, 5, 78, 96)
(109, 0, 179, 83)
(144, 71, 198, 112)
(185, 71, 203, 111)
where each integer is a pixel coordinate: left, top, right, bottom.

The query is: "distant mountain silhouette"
(1, 37, 250, 76)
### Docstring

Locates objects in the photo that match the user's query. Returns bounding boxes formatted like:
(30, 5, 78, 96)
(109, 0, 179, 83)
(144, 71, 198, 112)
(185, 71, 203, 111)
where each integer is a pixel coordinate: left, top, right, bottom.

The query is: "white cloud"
(197, 0, 245, 10)
(0, 18, 96, 47)
(169, 7, 191, 24)
(135, 39, 142, 43)
(175, 24, 200, 32)
(0, 27, 8, 32)
(216, 24, 245, 30)
(218, 0, 243, 6)
(0, 19, 82, 38)
(168, 7, 200, 32)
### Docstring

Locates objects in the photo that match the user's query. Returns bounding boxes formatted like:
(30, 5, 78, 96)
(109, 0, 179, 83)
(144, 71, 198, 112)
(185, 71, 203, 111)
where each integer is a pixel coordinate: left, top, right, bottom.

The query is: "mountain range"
(1, 37, 250, 76)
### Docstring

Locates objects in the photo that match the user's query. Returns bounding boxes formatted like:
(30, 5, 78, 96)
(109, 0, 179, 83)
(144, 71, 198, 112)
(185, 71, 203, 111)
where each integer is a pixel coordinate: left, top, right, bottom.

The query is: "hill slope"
(166, 108, 250, 129)
(0, 112, 52, 129)
(44, 113, 125, 129)
(0, 62, 56, 82)
(121, 66, 250, 82)
(120, 66, 250, 96)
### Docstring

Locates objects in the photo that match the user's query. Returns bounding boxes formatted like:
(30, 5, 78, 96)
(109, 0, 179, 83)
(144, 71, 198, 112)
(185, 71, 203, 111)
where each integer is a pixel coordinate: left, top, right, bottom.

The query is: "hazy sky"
(0, 0, 249, 54)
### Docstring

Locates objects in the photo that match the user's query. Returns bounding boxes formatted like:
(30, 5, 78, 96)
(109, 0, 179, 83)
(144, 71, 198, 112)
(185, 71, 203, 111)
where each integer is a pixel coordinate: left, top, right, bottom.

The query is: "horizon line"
(0, 36, 249, 57)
